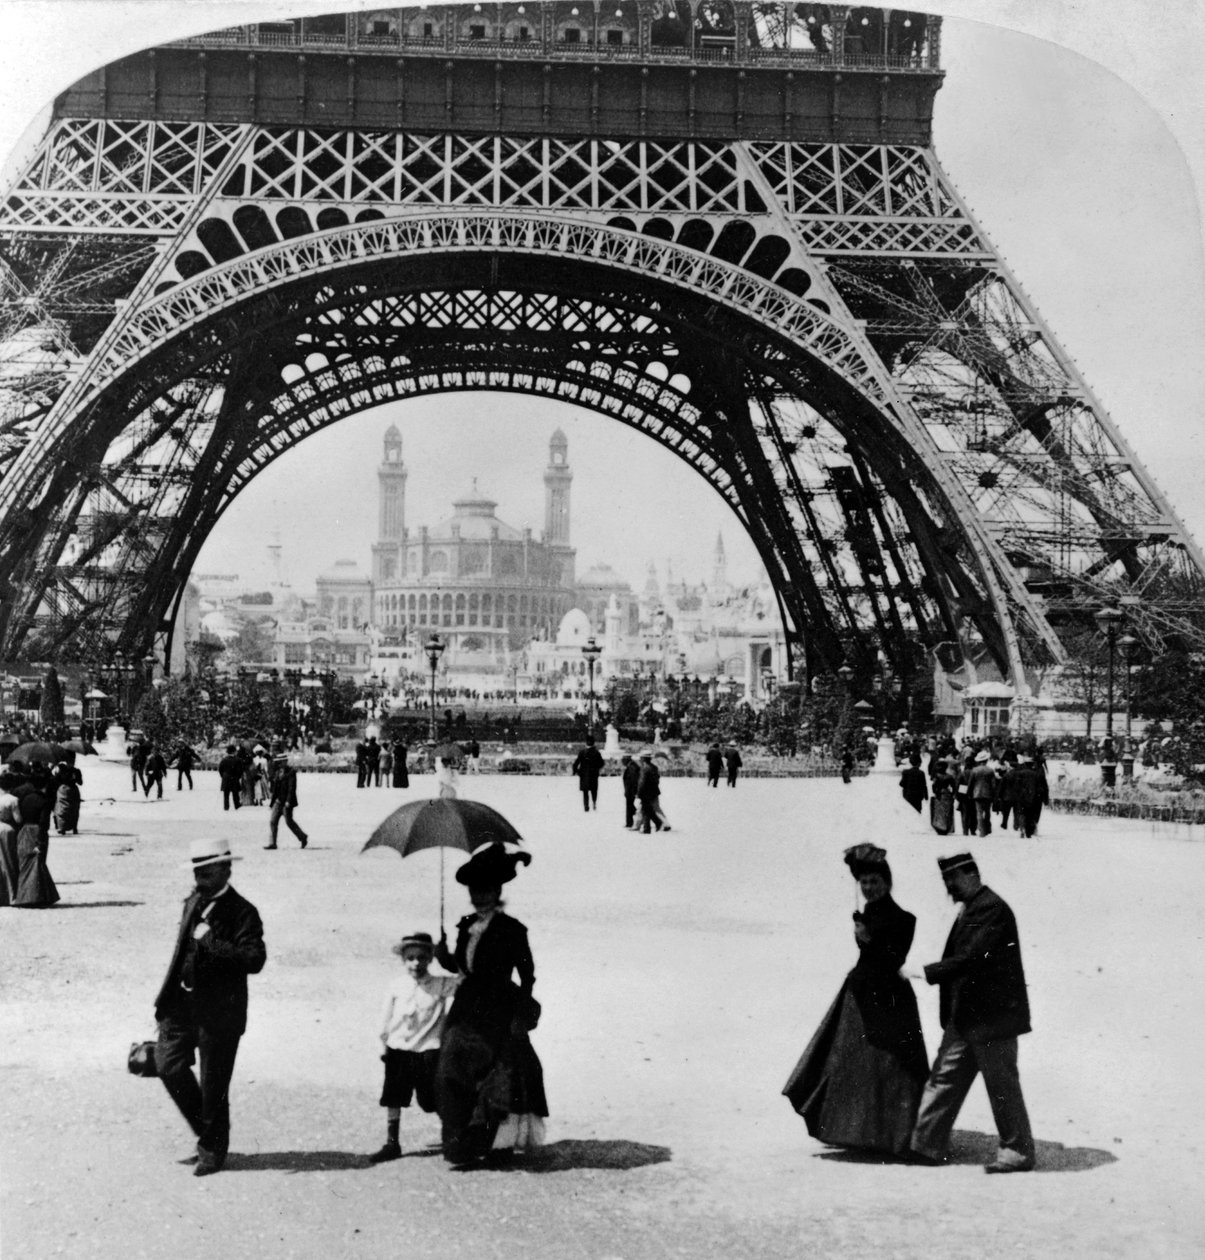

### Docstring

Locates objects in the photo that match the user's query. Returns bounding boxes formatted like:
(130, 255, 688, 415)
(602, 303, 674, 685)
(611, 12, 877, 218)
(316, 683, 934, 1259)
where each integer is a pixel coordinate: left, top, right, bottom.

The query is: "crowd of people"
(900, 739, 1051, 839)
(0, 751, 85, 908)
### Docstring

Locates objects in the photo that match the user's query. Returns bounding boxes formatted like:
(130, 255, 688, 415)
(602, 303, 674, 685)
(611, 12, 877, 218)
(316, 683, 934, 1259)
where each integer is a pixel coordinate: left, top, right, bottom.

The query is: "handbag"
(127, 1039, 159, 1078)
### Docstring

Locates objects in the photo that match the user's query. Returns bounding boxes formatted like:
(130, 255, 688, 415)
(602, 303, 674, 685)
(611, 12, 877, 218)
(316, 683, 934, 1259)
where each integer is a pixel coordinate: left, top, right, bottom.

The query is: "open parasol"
(362, 797, 523, 931)
(8, 741, 67, 766)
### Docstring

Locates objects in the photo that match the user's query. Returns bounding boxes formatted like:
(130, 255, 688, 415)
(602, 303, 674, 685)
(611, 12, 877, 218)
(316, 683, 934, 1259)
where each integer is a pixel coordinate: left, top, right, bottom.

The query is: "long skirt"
(0, 822, 19, 904)
(392, 764, 409, 788)
(54, 783, 81, 834)
(436, 1024, 548, 1162)
(930, 795, 954, 835)
(13, 825, 59, 908)
(783, 981, 927, 1157)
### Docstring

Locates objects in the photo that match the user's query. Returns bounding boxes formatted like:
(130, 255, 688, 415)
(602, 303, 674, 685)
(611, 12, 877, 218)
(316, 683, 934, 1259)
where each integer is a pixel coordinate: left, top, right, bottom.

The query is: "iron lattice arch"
(1, 3, 1203, 688)
(0, 240, 1016, 682)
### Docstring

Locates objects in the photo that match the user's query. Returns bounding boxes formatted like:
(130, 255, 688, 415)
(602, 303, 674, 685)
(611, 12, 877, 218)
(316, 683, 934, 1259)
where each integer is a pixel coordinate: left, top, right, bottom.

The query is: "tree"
(1054, 626, 1108, 737)
(222, 676, 265, 739)
(226, 619, 275, 668)
(133, 683, 169, 749)
(186, 633, 225, 676)
(159, 674, 217, 748)
(39, 666, 65, 727)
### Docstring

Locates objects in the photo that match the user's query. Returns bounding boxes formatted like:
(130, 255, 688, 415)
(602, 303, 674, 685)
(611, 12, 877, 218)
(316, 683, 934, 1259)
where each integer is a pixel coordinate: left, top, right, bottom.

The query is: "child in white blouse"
(368, 931, 461, 1163)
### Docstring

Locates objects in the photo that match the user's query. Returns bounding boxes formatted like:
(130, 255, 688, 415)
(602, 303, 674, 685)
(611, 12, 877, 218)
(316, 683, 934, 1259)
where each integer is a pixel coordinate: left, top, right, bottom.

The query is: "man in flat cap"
(908, 853, 1035, 1173)
(154, 838, 266, 1176)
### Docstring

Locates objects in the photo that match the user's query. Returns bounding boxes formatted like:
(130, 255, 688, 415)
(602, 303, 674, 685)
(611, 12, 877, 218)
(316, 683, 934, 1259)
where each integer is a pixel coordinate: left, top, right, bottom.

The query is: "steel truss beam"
(0, 86, 1200, 673)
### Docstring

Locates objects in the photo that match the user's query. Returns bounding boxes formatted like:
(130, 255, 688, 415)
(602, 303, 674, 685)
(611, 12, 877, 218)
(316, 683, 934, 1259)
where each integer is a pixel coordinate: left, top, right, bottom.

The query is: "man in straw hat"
(153, 838, 266, 1176)
(907, 853, 1035, 1173)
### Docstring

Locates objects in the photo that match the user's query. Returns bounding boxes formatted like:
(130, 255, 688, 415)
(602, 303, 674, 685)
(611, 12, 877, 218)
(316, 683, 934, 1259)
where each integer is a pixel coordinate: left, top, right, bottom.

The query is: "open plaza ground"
(2, 758, 1203, 1259)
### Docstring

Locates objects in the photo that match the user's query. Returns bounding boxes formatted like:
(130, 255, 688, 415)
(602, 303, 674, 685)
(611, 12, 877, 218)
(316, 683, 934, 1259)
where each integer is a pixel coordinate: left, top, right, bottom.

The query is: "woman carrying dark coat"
(52, 753, 83, 835)
(434, 842, 547, 1166)
(783, 849, 928, 1157)
(12, 764, 59, 908)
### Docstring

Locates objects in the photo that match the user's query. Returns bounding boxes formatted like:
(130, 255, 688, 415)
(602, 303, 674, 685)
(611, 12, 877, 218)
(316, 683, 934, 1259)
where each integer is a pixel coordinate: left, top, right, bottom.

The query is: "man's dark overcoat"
(923, 885, 1030, 1044)
(571, 744, 605, 792)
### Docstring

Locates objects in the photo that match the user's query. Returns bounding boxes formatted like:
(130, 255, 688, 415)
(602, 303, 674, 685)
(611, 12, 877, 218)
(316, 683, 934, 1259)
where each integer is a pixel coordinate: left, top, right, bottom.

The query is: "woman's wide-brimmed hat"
(843, 842, 889, 880)
(184, 837, 241, 870)
(455, 840, 532, 887)
(392, 931, 436, 956)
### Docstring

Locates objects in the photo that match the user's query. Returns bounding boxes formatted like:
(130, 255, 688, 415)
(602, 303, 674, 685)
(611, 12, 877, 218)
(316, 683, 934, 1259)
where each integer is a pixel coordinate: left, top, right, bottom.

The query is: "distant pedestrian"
(968, 751, 997, 837)
(367, 931, 460, 1164)
(899, 753, 928, 813)
(636, 751, 669, 833)
(621, 754, 639, 828)
(355, 738, 369, 789)
(218, 745, 242, 811)
(571, 735, 605, 812)
(366, 737, 382, 787)
(840, 746, 854, 784)
(705, 744, 723, 788)
(379, 741, 394, 786)
(52, 753, 83, 835)
(130, 739, 148, 793)
(173, 743, 196, 792)
(393, 740, 409, 788)
(1008, 755, 1048, 838)
(467, 739, 481, 775)
(250, 747, 270, 806)
(265, 753, 308, 850)
(724, 745, 742, 788)
(144, 746, 167, 800)
(907, 853, 1034, 1173)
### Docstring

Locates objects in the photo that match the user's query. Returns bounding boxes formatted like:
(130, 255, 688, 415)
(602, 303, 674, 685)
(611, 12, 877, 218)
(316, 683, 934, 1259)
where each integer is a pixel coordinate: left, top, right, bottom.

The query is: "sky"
(0, 0, 1202, 598)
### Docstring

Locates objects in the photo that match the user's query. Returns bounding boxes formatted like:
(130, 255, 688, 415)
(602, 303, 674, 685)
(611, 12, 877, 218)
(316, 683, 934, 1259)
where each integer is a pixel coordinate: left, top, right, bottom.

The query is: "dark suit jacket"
(924, 885, 1030, 1043)
(155, 884, 266, 1034)
(437, 910, 535, 1044)
(622, 762, 640, 797)
(217, 755, 242, 789)
(269, 765, 299, 808)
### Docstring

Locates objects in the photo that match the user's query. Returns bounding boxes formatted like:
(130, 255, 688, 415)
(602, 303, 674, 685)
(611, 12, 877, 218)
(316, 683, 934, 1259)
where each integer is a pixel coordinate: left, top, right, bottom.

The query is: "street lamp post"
(1094, 606, 1124, 786)
(1118, 632, 1139, 780)
(425, 633, 445, 742)
(581, 635, 602, 733)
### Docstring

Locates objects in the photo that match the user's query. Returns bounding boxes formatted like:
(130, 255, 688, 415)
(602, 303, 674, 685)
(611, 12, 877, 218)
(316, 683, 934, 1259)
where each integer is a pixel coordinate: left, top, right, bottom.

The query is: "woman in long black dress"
(12, 762, 59, 909)
(52, 753, 83, 835)
(435, 842, 547, 1166)
(392, 740, 409, 788)
(783, 848, 927, 1157)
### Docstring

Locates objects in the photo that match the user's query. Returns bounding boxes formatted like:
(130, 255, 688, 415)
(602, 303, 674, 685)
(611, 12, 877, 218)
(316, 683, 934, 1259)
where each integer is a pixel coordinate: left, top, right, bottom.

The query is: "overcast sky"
(0, 1, 1201, 597)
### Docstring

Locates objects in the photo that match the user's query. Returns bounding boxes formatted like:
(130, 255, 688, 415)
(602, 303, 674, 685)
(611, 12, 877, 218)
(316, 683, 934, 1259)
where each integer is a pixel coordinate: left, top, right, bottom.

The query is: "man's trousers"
(910, 1025, 1034, 1163)
(269, 801, 308, 847)
(156, 1008, 242, 1161)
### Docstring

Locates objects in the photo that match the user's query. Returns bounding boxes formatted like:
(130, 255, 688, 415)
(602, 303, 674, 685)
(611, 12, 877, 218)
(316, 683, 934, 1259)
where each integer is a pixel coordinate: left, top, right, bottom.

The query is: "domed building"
(368, 427, 577, 669)
(576, 562, 639, 636)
